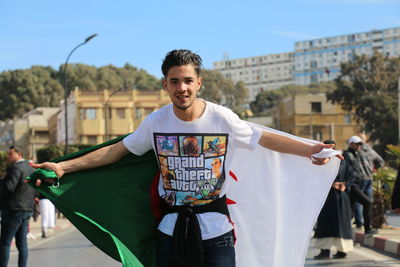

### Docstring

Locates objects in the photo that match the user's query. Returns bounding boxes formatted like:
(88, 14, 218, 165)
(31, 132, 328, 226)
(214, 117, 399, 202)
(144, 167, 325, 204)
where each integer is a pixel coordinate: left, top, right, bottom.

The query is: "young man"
(33, 49, 341, 267)
(0, 146, 36, 267)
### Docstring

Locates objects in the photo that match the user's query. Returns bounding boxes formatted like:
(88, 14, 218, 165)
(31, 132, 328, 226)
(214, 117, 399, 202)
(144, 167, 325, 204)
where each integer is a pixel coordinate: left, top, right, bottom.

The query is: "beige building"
(276, 94, 361, 150)
(56, 88, 171, 145)
(213, 52, 294, 102)
(0, 107, 60, 159)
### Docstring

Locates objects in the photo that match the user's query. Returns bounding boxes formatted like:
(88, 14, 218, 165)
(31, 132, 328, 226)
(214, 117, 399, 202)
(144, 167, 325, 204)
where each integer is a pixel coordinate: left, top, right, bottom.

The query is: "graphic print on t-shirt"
(154, 133, 228, 206)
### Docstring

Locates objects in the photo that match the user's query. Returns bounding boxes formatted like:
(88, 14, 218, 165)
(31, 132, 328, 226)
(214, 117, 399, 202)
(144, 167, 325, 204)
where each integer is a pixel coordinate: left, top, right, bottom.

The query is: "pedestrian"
(343, 136, 378, 236)
(352, 133, 385, 227)
(0, 146, 36, 267)
(314, 140, 354, 259)
(32, 49, 342, 267)
(38, 193, 55, 238)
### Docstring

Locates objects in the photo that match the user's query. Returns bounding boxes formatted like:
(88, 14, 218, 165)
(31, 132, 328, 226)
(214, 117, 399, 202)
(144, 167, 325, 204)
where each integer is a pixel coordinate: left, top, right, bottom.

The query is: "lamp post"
(63, 34, 98, 155)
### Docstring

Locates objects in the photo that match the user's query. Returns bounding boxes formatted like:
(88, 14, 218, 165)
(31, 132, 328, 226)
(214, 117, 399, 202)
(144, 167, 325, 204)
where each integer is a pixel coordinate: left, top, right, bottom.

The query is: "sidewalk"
(10, 214, 73, 252)
(353, 222, 400, 256)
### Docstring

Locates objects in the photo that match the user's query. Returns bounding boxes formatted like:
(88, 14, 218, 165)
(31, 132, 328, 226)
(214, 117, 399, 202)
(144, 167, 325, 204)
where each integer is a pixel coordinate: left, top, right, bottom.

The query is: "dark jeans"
(157, 230, 235, 267)
(350, 183, 372, 232)
(353, 180, 373, 227)
(0, 210, 33, 267)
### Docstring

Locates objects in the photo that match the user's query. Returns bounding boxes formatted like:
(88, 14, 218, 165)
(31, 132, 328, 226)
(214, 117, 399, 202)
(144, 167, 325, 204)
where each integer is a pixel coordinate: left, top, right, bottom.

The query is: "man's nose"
(177, 82, 187, 91)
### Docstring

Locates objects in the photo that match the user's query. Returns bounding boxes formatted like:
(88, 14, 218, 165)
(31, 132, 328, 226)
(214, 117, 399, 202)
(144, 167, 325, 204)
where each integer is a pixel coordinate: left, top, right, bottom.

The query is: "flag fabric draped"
(27, 125, 340, 267)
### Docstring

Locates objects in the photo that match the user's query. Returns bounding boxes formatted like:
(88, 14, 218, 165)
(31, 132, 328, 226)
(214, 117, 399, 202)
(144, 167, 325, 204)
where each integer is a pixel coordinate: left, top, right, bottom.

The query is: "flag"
(27, 125, 340, 267)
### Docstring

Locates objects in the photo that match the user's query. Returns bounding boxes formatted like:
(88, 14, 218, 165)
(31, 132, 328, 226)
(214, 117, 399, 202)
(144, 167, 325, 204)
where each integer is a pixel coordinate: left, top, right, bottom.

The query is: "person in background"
(38, 193, 55, 238)
(0, 146, 36, 267)
(314, 140, 354, 259)
(343, 136, 378, 236)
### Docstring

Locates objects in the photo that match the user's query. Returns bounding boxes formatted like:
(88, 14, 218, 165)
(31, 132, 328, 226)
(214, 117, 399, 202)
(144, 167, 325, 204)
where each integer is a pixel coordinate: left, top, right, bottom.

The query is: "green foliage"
(199, 70, 249, 113)
(327, 53, 400, 150)
(0, 64, 162, 121)
(372, 167, 397, 228)
(36, 144, 93, 163)
(386, 145, 400, 164)
(36, 144, 64, 163)
(0, 151, 7, 177)
(250, 82, 336, 116)
(0, 66, 63, 119)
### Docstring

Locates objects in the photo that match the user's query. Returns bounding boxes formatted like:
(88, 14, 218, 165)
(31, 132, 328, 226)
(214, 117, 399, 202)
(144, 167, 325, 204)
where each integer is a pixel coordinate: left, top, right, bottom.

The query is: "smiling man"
(33, 49, 341, 267)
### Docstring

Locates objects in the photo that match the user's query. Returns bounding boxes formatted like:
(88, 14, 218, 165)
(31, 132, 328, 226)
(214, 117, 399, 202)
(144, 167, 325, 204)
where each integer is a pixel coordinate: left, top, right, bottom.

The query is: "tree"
(327, 53, 400, 150)
(0, 151, 7, 177)
(199, 70, 249, 113)
(250, 82, 335, 116)
(0, 66, 63, 120)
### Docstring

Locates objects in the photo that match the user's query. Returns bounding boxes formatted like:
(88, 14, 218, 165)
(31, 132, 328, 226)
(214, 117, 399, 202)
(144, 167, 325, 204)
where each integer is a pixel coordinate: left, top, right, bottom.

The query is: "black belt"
(164, 196, 230, 267)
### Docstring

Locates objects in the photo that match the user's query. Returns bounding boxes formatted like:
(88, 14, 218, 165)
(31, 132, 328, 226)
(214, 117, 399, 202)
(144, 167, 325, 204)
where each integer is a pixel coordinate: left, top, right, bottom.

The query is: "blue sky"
(1, 0, 399, 78)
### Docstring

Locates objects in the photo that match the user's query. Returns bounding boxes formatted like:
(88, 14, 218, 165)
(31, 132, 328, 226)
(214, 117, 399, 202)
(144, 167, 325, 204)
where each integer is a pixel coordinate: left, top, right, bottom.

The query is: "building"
(0, 107, 60, 159)
(213, 52, 294, 102)
(56, 88, 171, 146)
(294, 27, 400, 85)
(276, 94, 361, 150)
(213, 27, 400, 105)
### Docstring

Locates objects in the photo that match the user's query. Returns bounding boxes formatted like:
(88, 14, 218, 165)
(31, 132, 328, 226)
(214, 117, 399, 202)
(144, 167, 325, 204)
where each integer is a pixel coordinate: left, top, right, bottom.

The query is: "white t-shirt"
(123, 100, 261, 239)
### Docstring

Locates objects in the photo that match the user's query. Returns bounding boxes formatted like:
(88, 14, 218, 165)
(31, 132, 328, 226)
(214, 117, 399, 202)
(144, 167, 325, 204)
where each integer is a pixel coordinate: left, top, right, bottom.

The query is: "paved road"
(7, 227, 400, 267)
(8, 228, 120, 267)
(306, 240, 400, 266)
(387, 213, 400, 227)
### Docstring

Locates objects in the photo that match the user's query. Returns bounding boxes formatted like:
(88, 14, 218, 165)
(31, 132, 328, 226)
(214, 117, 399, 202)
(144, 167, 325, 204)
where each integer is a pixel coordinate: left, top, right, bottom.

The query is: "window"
(135, 108, 142, 119)
(80, 108, 96, 120)
(87, 136, 97, 145)
(311, 102, 322, 113)
(310, 74, 318, 83)
(116, 108, 125, 119)
(144, 108, 153, 116)
(344, 114, 352, 124)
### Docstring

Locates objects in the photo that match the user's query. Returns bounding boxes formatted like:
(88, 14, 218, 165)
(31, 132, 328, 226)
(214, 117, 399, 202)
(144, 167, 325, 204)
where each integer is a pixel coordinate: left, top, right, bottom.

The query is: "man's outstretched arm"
(258, 131, 344, 165)
(31, 141, 129, 185)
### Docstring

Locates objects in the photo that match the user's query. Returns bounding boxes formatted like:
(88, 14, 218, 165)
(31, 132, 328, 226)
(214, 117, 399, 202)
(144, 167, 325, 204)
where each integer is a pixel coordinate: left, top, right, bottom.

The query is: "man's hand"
(332, 182, 346, 192)
(309, 143, 344, 165)
(30, 162, 64, 187)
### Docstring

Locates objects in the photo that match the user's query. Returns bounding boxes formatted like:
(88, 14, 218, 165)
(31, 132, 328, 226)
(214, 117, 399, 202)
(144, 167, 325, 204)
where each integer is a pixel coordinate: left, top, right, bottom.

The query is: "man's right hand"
(30, 162, 64, 187)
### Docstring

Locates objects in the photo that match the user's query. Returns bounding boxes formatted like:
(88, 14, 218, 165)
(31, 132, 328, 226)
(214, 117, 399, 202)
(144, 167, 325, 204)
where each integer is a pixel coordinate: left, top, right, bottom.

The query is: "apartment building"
(57, 88, 170, 146)
(213, 52, 294, 102)
(276, 94, 361, 150)
(294, 27, 400, 85)
(213, 27, 400, 105)
(0, 107, 59, 159)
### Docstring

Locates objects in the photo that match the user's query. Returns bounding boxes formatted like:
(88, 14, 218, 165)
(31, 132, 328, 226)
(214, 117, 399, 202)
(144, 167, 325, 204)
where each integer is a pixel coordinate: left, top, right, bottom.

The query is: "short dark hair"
(161, 49, 203, 78)
(323, 140, 336, 145)
(9, 145, 23, 155)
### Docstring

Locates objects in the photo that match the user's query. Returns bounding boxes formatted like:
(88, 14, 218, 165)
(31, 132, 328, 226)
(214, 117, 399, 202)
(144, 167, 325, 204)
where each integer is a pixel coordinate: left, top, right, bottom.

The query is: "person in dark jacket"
(314, 140, 354, 259)
(343, 136, 378, 236)
(0, 146, 36, 267)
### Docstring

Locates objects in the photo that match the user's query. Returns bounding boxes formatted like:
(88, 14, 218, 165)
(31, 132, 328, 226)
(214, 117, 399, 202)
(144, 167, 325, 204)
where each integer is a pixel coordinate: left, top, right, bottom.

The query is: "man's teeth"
(177, 96, 188, 99)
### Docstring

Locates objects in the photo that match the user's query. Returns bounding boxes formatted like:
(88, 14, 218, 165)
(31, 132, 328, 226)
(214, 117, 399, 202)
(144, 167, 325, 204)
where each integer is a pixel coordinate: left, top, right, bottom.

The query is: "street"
(8, 228, 120, 267)
(6, 226, 400, 267)
(306, 239, 400, 266)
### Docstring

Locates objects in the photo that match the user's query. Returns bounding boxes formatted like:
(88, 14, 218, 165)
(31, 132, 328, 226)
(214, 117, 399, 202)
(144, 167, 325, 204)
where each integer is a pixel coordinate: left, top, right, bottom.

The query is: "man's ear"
(162, 78, 167, 90)
(197, 76, 202, 90)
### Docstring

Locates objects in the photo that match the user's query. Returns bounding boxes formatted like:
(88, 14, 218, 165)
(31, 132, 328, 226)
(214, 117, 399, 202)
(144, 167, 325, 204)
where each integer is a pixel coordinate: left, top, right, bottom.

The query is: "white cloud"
(272, 31, 320, 40)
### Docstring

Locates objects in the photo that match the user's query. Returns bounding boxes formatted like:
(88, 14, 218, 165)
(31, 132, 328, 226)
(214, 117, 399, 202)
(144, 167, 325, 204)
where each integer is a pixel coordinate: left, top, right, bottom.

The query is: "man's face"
(350, 142, 362, 150)
(212, 159, 221, 175)
(162, 64, 202, 111)
(7, 149, 21, 164)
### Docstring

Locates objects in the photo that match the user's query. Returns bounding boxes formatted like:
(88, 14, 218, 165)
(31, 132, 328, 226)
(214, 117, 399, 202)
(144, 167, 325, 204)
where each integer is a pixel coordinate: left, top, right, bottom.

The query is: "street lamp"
(63, 34, 98, 155)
